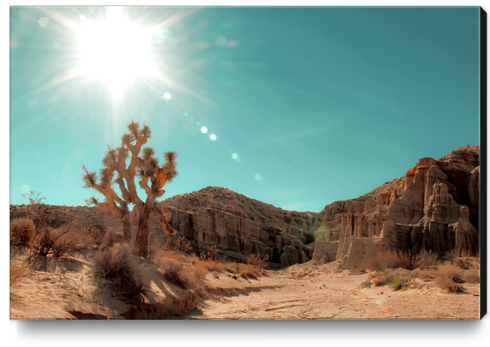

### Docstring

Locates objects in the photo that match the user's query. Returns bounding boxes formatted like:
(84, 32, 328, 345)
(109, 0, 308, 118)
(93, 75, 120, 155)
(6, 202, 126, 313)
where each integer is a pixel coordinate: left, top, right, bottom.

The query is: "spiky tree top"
(82, 120, 178, 215)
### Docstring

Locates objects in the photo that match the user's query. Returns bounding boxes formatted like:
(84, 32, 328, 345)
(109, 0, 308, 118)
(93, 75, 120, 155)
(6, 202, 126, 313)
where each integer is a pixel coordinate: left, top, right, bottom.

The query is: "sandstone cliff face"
(316, 145, 480, 268)
(139, 186, 323, 266)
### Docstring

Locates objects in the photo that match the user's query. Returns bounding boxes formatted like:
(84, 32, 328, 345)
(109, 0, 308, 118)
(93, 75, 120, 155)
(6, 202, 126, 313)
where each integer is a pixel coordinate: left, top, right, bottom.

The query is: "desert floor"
(10, 247, 480, 321)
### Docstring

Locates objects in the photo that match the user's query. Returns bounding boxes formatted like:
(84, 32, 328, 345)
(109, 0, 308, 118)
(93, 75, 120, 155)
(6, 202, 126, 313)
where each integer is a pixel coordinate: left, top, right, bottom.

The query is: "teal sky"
(10, 6, 480, 212)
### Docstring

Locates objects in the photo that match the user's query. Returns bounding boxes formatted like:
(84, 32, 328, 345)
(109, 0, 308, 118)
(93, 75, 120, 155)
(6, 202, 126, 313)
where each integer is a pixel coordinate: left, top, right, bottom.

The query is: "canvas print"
(10, 6, 483, 320)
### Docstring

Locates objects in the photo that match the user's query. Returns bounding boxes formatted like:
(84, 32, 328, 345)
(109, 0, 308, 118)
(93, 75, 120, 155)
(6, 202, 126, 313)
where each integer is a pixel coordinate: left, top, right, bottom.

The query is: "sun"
(76, 8, 156, 96)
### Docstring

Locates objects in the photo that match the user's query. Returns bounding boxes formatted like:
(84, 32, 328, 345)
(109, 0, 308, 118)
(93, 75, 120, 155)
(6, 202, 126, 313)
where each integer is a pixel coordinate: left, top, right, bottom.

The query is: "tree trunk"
(135, 201, 154, 257)
(122, 213, 131, 242)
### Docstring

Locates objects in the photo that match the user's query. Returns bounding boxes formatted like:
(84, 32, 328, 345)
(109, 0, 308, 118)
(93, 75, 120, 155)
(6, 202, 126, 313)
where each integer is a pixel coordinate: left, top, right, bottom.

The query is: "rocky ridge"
(313, 145, 480, 268)
(151, 186, 323, 266)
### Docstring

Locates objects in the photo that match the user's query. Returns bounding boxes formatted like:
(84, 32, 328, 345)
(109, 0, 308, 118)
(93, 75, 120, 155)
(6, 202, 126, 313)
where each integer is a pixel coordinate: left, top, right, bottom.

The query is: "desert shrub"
(29, 226, 55, 257)
(224, 262, 240, 274)
(200, 245, 219, 261)
(163, 236, 191, 253)
(365, 250, 399, 271)
(370, 269, 394, 287)
(435, 263, 464, 293)
(82, 225, 104, 246)
(159, 255, 208, 290)
(416, 249, 438, 270)
(463, 269, 480, 283)
(10, 218, 36, 246)
(93, 244, 145, 301)
(246, 254, 269, 270)
(200, 259, 224, 271)
(369, 268, 413, 290)
(435, 276, 463, 293)
(453, 258, 472, 270)
(414, 269, 436, 282)
(449, 248, 471, 258)
(51, 227, 88, 257)
(396, 251, 418, 270)
(10, 261, 29, 286)
(29, 225, 87, 257)
(392, 268, 414, 290)
(239, 264, 260, 279)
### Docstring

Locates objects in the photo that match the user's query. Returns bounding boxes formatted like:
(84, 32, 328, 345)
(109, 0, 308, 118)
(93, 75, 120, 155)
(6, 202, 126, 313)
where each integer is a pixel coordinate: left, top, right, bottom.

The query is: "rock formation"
(315, 145, 480, 268)
(10, 146, 480, 269)
(147, 186, 323, 266)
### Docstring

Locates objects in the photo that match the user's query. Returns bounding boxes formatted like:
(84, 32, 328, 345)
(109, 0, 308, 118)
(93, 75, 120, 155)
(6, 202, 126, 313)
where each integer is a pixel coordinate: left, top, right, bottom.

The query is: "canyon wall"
(315, 145, 480, 268)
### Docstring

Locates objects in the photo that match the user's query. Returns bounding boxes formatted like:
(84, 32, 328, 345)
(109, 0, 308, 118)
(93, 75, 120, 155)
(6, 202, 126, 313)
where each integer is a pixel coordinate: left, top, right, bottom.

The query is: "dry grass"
(449, 248, 472, 258)
(435, 263, 464, 293)
(463, 269, 480, 284)
(416, 250, 438, 270)
(10, 218, 36, 246)
(364, 249, 438, 272)
(200, 259, 225, 271)
(364, 250, 399, 271)
(29, 225, 89, 257)
(93, 244, 145, 302)
(369, 268, 414, 290)
(10, 261, 30, 286)
(163, 236, 191, 253)
(158, 252, 208, 290)
(414, 269, 437, 282)
(245, 254, 269, 270)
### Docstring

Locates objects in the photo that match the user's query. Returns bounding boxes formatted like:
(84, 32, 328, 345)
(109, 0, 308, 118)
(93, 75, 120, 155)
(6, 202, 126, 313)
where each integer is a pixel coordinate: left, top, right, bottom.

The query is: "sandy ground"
(185, 262, 480, 320)
(10, 250, 480, 320)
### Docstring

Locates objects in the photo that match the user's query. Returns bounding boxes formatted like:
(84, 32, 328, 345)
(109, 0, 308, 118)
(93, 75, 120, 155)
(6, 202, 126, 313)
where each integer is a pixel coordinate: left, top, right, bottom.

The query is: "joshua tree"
(82, 120, 178, 257)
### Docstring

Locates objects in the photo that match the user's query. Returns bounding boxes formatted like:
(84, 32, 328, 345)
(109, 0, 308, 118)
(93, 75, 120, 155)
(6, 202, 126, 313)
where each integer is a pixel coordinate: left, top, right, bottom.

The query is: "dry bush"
(163, 236, 191, 253)
(416, 249, 438, 270)
(414, 269, 436, 282)
(392, 268, 414, 290)
(81, 225, 104, 246)
(224, 262, 240, 274)
(159, 255, 208, 290)
(29, 226, 55, 257)
(200, 259, 224, 271)
(239, 264, 261, 279)
(29, 225, 88, 257)
(396, 251, 418, 270)
(369, 268, 413, 290)
(200, 245, 219, 261)
(10, 261, 29, 286)
(435, 263, 464, 293)
(365, 250, 399, 271)
(453, 258, 473, 270)
(10, 218, 36, 246)
(435, 276, 463, 293)
(93, 244, 145, 301)
(370, 269, 394, 287)
(463, 269, 480, 283)
(245, 254, 269, 270)
(51, 228, 88, 257)
(449, 248, 471, 258)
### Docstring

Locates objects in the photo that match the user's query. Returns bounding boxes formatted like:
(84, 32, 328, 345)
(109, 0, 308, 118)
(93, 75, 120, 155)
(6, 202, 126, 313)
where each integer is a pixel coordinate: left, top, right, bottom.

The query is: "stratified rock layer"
(316, 145, 480, 268)
(148, 186, 323, 266)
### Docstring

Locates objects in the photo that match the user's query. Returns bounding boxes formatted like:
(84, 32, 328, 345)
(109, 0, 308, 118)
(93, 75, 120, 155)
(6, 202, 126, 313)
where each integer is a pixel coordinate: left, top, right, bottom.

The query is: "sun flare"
(76, 8, 156, 95)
